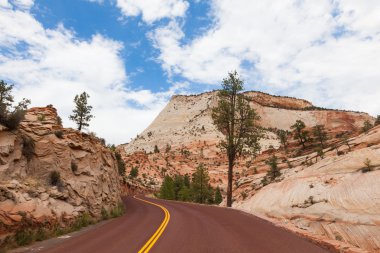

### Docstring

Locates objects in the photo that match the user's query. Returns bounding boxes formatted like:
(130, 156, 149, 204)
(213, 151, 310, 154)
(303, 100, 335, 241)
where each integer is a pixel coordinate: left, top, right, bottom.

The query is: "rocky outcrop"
(119, 90, 377, 252)
(0, 106, 121, 236)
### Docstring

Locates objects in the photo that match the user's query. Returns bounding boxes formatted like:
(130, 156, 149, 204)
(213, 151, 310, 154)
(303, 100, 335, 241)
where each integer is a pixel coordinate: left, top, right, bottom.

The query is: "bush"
(54, 130, 64, 139)
(72, 213, 93, 231)
(101, 207, 109, 220)
(154, 145, 160, 153)
(22, 136, 35, 161)
(35, 227, 47, 242)
(57, 116, 62, 126)
(14, 229, 34, 246)
(115, 152, 126, 176)
(50, 171, 61, 186)
(71, 161, 78, 173)
(362, 158, 373, 173)
(110, 203, 125, 218)
(129, 167, 138, 178)
(37, 114, 46, 121)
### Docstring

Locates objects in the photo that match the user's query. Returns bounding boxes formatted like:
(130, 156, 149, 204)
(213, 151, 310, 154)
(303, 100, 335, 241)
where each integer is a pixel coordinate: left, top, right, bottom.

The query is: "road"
(26, 196, 330, 253)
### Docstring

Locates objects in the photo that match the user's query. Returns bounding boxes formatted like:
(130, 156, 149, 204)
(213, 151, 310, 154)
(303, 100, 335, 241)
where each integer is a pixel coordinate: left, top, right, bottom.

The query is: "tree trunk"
(226, 157, 233, 207)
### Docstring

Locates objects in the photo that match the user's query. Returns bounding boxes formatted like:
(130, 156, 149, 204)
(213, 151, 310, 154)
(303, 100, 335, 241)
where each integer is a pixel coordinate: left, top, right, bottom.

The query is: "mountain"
(119, 90, 379, 252)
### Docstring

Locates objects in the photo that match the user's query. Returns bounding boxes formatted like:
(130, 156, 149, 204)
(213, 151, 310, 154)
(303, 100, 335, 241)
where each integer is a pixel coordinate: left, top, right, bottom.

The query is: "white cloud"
(0, 1, 184, 144)
(116, 0, 189, 23)
(151, 0, 380, 115)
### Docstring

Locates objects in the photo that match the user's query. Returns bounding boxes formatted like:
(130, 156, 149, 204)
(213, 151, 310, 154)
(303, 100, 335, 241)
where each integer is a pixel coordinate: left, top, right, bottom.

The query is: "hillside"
(119, 90, 379, 252)
(0, 107, 122, 248)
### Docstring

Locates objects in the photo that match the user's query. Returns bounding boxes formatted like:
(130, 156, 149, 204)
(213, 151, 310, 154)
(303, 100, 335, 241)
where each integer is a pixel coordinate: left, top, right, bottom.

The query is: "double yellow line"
(134, 196, 170, 253)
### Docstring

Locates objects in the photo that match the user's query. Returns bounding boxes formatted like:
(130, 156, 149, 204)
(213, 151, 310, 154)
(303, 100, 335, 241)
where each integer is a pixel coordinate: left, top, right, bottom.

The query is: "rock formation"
(120, 91, 379, 252)
(0, 106, 121, 239)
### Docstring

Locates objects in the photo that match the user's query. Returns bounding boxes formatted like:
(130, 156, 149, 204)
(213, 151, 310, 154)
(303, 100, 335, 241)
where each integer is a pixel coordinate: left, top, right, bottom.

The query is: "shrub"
(110, 203, 125, 218)
(362, 120, 373, 133)
(241, 192, 247, 200)
(54, 130, 64, 139)
(101, 207, 109, 220)
(362, 158, 373, 173)
(50, 171, 61, 186)
(129, 167, 138, 178)
(72, 213, 93, 231)
(154, 145, 160, 153)
(22, 136, 35, 161)
(71, 161, 78, 173)
(37, 114, 46, 121)
(35, 227, 47, 241)
(14, 229, 34, 246)
(115, 152, 126, 176)
(57, 116, 62, 126)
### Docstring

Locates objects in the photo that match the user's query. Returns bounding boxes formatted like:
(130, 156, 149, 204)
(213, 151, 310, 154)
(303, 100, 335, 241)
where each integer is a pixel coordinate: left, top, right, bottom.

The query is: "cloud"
(0, 0, 185, 144)
(116, 0, 189, 23)
(150, 0, 380, 115)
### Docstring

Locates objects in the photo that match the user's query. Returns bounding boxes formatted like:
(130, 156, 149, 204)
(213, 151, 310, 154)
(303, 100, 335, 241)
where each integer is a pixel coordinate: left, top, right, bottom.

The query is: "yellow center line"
(134, 196, 170, 253)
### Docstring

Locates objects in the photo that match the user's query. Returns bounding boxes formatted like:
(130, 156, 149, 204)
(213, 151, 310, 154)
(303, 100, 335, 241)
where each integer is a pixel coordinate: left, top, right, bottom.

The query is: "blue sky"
(1, 0, 380, 144)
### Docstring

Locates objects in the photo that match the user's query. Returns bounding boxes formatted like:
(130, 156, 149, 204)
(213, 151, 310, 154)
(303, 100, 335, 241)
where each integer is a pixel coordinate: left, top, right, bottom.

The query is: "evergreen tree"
(129, 167, 138, 178)
(312, 124, 328, 148)
(191, 164, 211, 204)
(214, 187, 223, 204)
(159, 175, 175, 200)
(291, 120, 309, 149)
(276, 129, 290, 152)
(178, 186, 192, 201)
(69, 92, 93, 131)
(375, 115, 380, 126)
(0, 80, 30, 130)
(211, 71, 261, 207)
(183, 174, 190, 188)
(362, 120, 373, 133)
(265, 155, 281, 181)
(173, 175, 184, 200)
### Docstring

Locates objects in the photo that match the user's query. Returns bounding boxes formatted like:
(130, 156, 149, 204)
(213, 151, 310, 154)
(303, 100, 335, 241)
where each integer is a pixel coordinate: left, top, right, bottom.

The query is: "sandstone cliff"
(119, 91, 378, 252)
(0, 107, 122, 239)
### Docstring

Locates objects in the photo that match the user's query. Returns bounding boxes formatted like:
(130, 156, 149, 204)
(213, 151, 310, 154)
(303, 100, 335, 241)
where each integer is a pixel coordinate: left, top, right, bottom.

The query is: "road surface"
(23, 196, 330, 253)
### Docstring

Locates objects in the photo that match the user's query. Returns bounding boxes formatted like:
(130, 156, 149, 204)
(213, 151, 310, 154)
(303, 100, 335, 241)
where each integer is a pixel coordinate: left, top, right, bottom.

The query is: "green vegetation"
(115, 152, 126, 176)
(375, 115, 380, 126)
(211, 71, 261, 207)
(291, 120, 309, 149)
(37, 114, 46, 122)
(154, 144, 160, 153)
(69, 91, 94, 131)
(312, 124, 328, 148)
(261, 155, 281, 186)
(362, 158, 373, 173)
(50, 171, 61, 186)
(129, 166, 138, 178)
(158, 164, 222, 205)
(362, 120, 373, 133)
(276, 129, 290, 152)
(0, 80, 31, 130)
(21, 136, 35, 161)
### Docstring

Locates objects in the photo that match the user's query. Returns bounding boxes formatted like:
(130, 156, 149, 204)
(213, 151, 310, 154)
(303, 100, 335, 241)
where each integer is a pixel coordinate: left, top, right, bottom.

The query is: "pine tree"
(276, 129, 290, 152)
(265, 155, 281, 181)
(159, 175, 175, 200)
(0, 80, 30, 130)
(362, 120, 373, 133)
(129, 167, 138, 178)
(191, 163, 211, 204)
(375, 115, 380, 126)
(69, 92, 94, 131)
(291, 120, 309, 149)
(312, 125, 328, 148)
(173, 175, 184, 200)
(212, 71, 261, 207)
(214, 187, 223, 204)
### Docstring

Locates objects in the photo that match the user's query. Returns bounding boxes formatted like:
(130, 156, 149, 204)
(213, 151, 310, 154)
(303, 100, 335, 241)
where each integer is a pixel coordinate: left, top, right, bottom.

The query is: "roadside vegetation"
(0, 203, 125, 252)
(157, 163, 223, 205)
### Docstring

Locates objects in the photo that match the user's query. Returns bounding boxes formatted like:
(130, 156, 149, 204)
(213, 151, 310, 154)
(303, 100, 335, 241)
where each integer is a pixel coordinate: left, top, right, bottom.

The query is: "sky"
(0, 0, 380, 144)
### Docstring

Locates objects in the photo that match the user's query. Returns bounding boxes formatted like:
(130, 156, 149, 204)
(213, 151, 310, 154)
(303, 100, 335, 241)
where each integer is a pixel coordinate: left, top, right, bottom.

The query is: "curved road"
(25, 196, 329, 253)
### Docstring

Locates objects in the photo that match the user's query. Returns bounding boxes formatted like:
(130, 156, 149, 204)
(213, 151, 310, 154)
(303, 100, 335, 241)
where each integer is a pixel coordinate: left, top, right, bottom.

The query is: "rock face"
(0, 107, 121, 236)
(120, 91, 378, 252)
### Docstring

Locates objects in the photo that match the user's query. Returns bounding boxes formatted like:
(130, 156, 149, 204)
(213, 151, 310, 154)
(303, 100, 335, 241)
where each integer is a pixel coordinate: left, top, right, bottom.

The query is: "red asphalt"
(21, 196, 330, 253)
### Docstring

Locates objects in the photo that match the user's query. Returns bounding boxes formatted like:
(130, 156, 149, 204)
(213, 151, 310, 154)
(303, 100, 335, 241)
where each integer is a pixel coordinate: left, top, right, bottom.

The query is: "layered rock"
(120, 91, 378, 252)
(0, 107, 121, 236)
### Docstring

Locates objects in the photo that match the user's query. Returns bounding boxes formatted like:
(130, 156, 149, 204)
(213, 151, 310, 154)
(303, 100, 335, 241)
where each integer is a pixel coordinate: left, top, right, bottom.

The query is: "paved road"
(33, 196, 329, 253)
